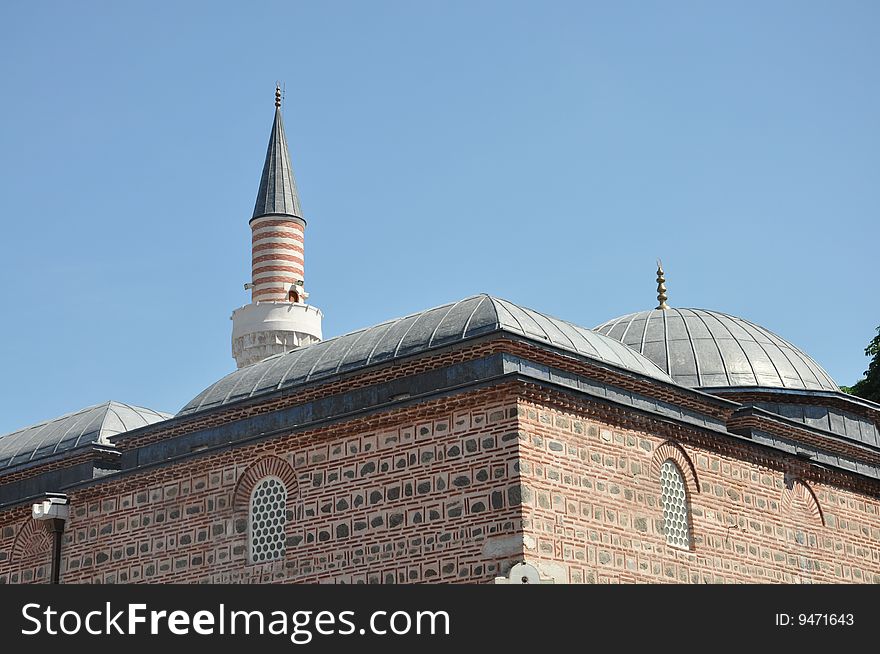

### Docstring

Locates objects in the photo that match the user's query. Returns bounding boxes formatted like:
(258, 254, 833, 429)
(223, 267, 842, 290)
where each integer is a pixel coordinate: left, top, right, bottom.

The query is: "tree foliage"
(844, 325, 880, 404)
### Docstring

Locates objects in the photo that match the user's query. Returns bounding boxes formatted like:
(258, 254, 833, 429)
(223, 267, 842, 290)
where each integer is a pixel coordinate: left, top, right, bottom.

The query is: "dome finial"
(656, 259, 669, 310)
(275, 84, 281, 108)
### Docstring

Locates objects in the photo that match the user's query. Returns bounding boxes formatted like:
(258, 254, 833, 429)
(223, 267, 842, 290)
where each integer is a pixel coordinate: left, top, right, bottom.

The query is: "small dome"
(594, 308, 838, 392)
(0, 401, 172, 470)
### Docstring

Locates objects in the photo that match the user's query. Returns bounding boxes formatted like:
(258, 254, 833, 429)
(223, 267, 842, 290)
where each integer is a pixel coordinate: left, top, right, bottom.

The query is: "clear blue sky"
(0, 1, 877, 434)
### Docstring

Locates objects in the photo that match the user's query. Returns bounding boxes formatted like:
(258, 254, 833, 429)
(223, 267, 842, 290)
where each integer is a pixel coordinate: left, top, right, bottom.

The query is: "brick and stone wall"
(2, 378, 878, 584)
(517, 392, 880, 584)
(0, 388, 524, 584)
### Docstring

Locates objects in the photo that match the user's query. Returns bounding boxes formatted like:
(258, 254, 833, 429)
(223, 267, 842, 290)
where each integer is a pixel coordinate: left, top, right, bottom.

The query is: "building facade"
(1, 91, 878, 584)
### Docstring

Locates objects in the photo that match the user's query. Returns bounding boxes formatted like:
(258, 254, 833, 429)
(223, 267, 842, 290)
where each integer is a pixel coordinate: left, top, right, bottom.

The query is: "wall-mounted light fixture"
(32, 493, 69, 584)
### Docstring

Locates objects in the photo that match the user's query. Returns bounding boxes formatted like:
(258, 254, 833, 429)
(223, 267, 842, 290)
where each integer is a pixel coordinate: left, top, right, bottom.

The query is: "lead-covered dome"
(594, 308, 838, 392)
(0, 401, 171, 471)
(179, 295, 673, 416)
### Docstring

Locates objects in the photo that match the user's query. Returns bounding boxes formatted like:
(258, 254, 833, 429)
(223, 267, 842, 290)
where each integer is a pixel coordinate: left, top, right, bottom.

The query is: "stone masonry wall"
(4, 380, 879, 585)
(0, 387, 524, 584)
(517, 395, 880, 584)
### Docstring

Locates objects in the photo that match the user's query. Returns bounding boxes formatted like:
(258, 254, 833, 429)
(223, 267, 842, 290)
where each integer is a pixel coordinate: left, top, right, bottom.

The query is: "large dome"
(594, 308, 838, 392)
(180, 295, 673, 416)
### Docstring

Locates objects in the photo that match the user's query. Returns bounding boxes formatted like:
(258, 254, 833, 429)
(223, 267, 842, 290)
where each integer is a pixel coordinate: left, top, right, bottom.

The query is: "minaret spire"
(252, 86, 303, 221)
(230, 87, 323, 369)
(656, 260, 669, 310)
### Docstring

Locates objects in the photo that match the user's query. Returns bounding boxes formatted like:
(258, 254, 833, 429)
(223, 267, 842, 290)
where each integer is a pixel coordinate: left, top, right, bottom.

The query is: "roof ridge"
(0, 401, 111, 440)
(106, 399, 173, 417)
(97, 403, 125, 446)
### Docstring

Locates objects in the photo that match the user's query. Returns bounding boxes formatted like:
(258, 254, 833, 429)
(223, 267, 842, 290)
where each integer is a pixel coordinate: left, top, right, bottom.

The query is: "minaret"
(231, 86, 323, 368)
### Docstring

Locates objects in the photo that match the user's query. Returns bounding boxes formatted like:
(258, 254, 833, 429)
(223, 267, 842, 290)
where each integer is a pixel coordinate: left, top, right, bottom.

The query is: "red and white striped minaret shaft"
(249, 86, 306, 302)
(230, 86, 323, 369)
(250, 216, 305, 302)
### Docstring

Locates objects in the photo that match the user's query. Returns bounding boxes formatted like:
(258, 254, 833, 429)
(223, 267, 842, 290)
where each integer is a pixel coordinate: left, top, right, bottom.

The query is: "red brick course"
(252, 253, 304, 266)
(252, 242, 304, 254)
(250, 219, 305, 231)
(252, 265, 305, 277)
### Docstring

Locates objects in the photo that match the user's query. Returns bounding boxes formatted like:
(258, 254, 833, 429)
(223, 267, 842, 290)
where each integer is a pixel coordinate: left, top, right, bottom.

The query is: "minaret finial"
(275, 84, 281, 108)
(656, 259, 669, 310)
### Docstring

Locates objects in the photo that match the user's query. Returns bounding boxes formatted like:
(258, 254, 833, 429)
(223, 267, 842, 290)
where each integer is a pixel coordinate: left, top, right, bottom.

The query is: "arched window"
(288, 289, 300, 303)
(659, 459, 691, 550)
(249, 477, 288, 563)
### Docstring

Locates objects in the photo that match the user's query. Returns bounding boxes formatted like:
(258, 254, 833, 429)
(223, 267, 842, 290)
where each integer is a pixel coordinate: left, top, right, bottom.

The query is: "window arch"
(659, 459, 692, 550)
(233, 455, 298, 565)
(11, 517, 54, 583)
(249, 476, 288, 564)
(781, 477, 824, 527)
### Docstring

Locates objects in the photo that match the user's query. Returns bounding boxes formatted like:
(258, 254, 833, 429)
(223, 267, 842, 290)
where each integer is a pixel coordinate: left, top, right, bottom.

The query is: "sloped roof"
(0, 401, 171, 470)
(179, 294, 674, 416)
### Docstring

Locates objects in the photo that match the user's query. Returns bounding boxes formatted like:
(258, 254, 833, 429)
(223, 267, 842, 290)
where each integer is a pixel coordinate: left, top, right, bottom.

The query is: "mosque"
(1, 89, 878, 584)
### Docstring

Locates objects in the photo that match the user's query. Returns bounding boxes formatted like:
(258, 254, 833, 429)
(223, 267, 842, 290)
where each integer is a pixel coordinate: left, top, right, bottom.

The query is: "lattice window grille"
(660, 459, 691, 549)
(249, 477, 287, 563)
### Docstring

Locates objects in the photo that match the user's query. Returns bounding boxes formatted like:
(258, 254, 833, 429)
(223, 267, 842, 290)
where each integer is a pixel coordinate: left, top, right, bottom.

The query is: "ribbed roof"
(252, 106, 303, 220)
(595, 308, 838, 392)
(0, 401, 171, 471)
(179, 295, 673, 416)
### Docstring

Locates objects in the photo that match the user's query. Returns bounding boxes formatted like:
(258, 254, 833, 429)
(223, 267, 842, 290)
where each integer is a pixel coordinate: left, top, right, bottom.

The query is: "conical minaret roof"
(251, 86, 303, 222)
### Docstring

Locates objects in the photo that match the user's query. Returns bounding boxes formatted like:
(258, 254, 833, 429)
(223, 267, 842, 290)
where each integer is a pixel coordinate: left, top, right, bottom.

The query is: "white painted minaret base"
(231, 301, 323, 368)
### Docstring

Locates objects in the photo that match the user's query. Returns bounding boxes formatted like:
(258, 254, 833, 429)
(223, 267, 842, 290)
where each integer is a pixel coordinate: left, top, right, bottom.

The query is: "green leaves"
(847, 325, 880, 403)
